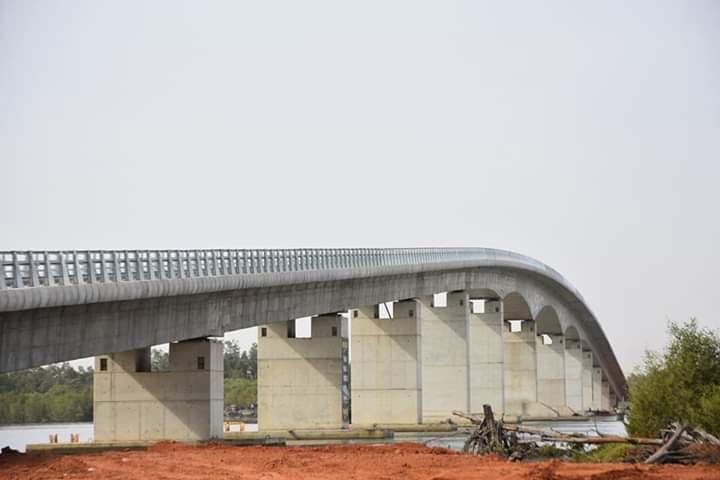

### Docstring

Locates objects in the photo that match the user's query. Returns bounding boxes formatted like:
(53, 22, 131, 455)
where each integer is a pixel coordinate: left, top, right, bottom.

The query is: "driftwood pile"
(453, 405, 720, 464)
(644, 423, 720, 464)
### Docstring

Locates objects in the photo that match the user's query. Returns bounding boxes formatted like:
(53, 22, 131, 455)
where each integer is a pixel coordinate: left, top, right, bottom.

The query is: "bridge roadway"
(0, 248, 624, 436)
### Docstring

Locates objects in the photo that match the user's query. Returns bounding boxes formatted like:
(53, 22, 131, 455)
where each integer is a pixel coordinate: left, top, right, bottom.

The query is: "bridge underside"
(0, 267, 622, 397)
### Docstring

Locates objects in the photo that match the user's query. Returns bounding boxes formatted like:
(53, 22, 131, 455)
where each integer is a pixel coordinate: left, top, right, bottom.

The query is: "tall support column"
(350, 300, 422, 426)
(601, 378, 611, 411)
(468, 298, 504, 414)
(94, 339, 224, 442)
(581, 350, 594, 412)
(564, 339, 584, 413)
(536, 333, 566, 412)
(419, 292, 469, 422)
(258, 314, 347, 431)
(503, 319, 537, 416)
(592, 366, 603, 410)
(609, 391, 617, 410)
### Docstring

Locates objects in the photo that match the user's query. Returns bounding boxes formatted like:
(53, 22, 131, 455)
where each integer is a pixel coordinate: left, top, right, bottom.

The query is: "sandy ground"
(1, 442, 719, 480)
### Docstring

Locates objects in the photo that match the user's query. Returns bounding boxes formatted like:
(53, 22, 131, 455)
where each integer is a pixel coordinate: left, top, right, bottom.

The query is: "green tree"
(627, 319, 720, 437)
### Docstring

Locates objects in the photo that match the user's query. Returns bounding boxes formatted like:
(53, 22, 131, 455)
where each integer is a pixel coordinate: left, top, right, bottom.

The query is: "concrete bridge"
(0, 248, 624, 441)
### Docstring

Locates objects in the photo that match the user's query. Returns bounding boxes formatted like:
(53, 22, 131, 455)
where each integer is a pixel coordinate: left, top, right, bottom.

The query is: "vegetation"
(627, 319, 720, 437)
(572, 444, 631, 463)
(224, 378, 257, 408)
(0, 364, 93, 424)
(0, 340, 259, 424)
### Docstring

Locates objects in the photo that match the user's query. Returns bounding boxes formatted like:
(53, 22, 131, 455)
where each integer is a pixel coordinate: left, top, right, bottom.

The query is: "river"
(0, 418, 625, 453)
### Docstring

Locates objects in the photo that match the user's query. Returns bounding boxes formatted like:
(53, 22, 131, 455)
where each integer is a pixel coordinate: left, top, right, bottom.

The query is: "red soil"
(1, 442, 718, 480)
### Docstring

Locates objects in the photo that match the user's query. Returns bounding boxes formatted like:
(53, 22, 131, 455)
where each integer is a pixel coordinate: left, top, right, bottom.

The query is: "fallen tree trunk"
(645, 423, 687, 464)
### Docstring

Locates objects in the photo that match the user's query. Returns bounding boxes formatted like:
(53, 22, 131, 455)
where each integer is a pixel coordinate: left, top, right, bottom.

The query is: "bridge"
(0, 248, 624, 441)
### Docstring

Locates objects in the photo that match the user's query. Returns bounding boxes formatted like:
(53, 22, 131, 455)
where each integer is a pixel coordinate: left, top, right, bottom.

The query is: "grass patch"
(572, 443, 631, 463)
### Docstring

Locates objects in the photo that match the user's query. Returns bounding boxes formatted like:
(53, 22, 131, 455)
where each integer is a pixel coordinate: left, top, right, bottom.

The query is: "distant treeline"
(0, 340, 257, 425)
(0, 364, 93, 424)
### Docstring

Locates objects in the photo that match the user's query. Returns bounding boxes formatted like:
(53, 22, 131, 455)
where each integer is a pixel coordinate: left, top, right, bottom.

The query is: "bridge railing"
(0, 249, 566, 291)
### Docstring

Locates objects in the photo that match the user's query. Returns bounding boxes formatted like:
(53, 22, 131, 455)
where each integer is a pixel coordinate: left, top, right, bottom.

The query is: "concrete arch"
(536, 306, 562, 335)
(503, 292, 533, 321)
(564, 325, 581, 341)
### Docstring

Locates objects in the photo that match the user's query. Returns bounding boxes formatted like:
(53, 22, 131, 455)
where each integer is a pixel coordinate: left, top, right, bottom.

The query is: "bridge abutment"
(350, 301, 422, 426)
(257, 314, 347, 431)
(93, 338, 224, 442)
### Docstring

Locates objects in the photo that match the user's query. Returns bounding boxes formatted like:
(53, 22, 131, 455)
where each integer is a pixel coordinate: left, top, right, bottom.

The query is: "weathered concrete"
(258, 314, 347, 431)
(536, 334, 566, 412)
(564, 339, 584, 412)
(419, 293, 469, 422)
(468, 298, 504, 414)
(581, 350, 594, 412)
(350, 301, 422, 425)
(0, 248, 627, 405)
(503, 320, 537, 416)
(94, 338, 223, 442)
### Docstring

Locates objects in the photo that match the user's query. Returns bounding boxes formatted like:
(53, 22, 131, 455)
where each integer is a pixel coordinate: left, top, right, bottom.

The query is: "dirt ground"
(1, 442, 719, 480)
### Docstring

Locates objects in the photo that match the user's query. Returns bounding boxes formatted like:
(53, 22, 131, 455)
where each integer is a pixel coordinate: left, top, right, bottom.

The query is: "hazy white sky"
(2, 1, 719, 372)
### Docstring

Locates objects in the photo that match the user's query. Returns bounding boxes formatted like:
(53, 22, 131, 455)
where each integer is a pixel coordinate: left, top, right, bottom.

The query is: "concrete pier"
(536, 333, 566, 412)
(592, 366, 603, 410)
(93, 338, 224, 442)
(503, 319, 537, 416)
(564, 339, 584, 412)
(350, 301, 422, 425)
(258, 314, 347, 431)
(419, 292, 469, 422)
(601, 378, 611, 410)
(581, 350, 594, 412)
(468, 298, 504, 414)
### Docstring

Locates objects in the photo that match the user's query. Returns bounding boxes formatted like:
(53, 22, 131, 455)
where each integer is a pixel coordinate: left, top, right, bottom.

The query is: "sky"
(1, 1, 719, 373)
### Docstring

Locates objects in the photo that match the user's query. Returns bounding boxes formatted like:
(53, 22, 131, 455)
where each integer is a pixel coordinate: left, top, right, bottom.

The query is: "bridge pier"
(502, 319, 538, 416)
(581, 350, 594, 412)
(350, 301, 422, 426)
(601, 378, 611, 411)
(257, 314, 347, 431)
(93, 338, 224, 442)
(468, 297, 504, 414)
(592, 366, 603, 410)
(564, 338, 584, 413)
(536, 333, 567, 414)
(418, 292, 470, 423)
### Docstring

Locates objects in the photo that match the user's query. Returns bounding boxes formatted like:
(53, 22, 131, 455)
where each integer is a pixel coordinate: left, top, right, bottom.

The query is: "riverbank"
(2, 442, 718, 480)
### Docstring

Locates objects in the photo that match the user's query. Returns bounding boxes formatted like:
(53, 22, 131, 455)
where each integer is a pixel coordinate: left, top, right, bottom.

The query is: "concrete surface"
(350, 301, 422, 425)
(503, 319, 538, 416)
(581, 350, 594, 412)
(419, 293, 469, 423)
(564, 339, 584, 412)
(592, 367, 603, 410)
(468, 298, 504, 414)
(536, 334, 566, 411)
(258, 314, 347, 431)
(93, 338, 223, 442)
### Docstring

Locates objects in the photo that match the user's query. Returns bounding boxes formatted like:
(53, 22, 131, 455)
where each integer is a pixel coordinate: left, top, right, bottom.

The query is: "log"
(645, 423, 687, 464)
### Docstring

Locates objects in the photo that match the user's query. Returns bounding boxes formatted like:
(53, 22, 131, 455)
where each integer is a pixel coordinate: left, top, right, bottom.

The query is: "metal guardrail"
(0, 248, 566, 291)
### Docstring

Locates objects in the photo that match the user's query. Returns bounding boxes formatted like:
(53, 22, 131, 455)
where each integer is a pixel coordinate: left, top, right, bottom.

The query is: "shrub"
(627, 319, 720, 437)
